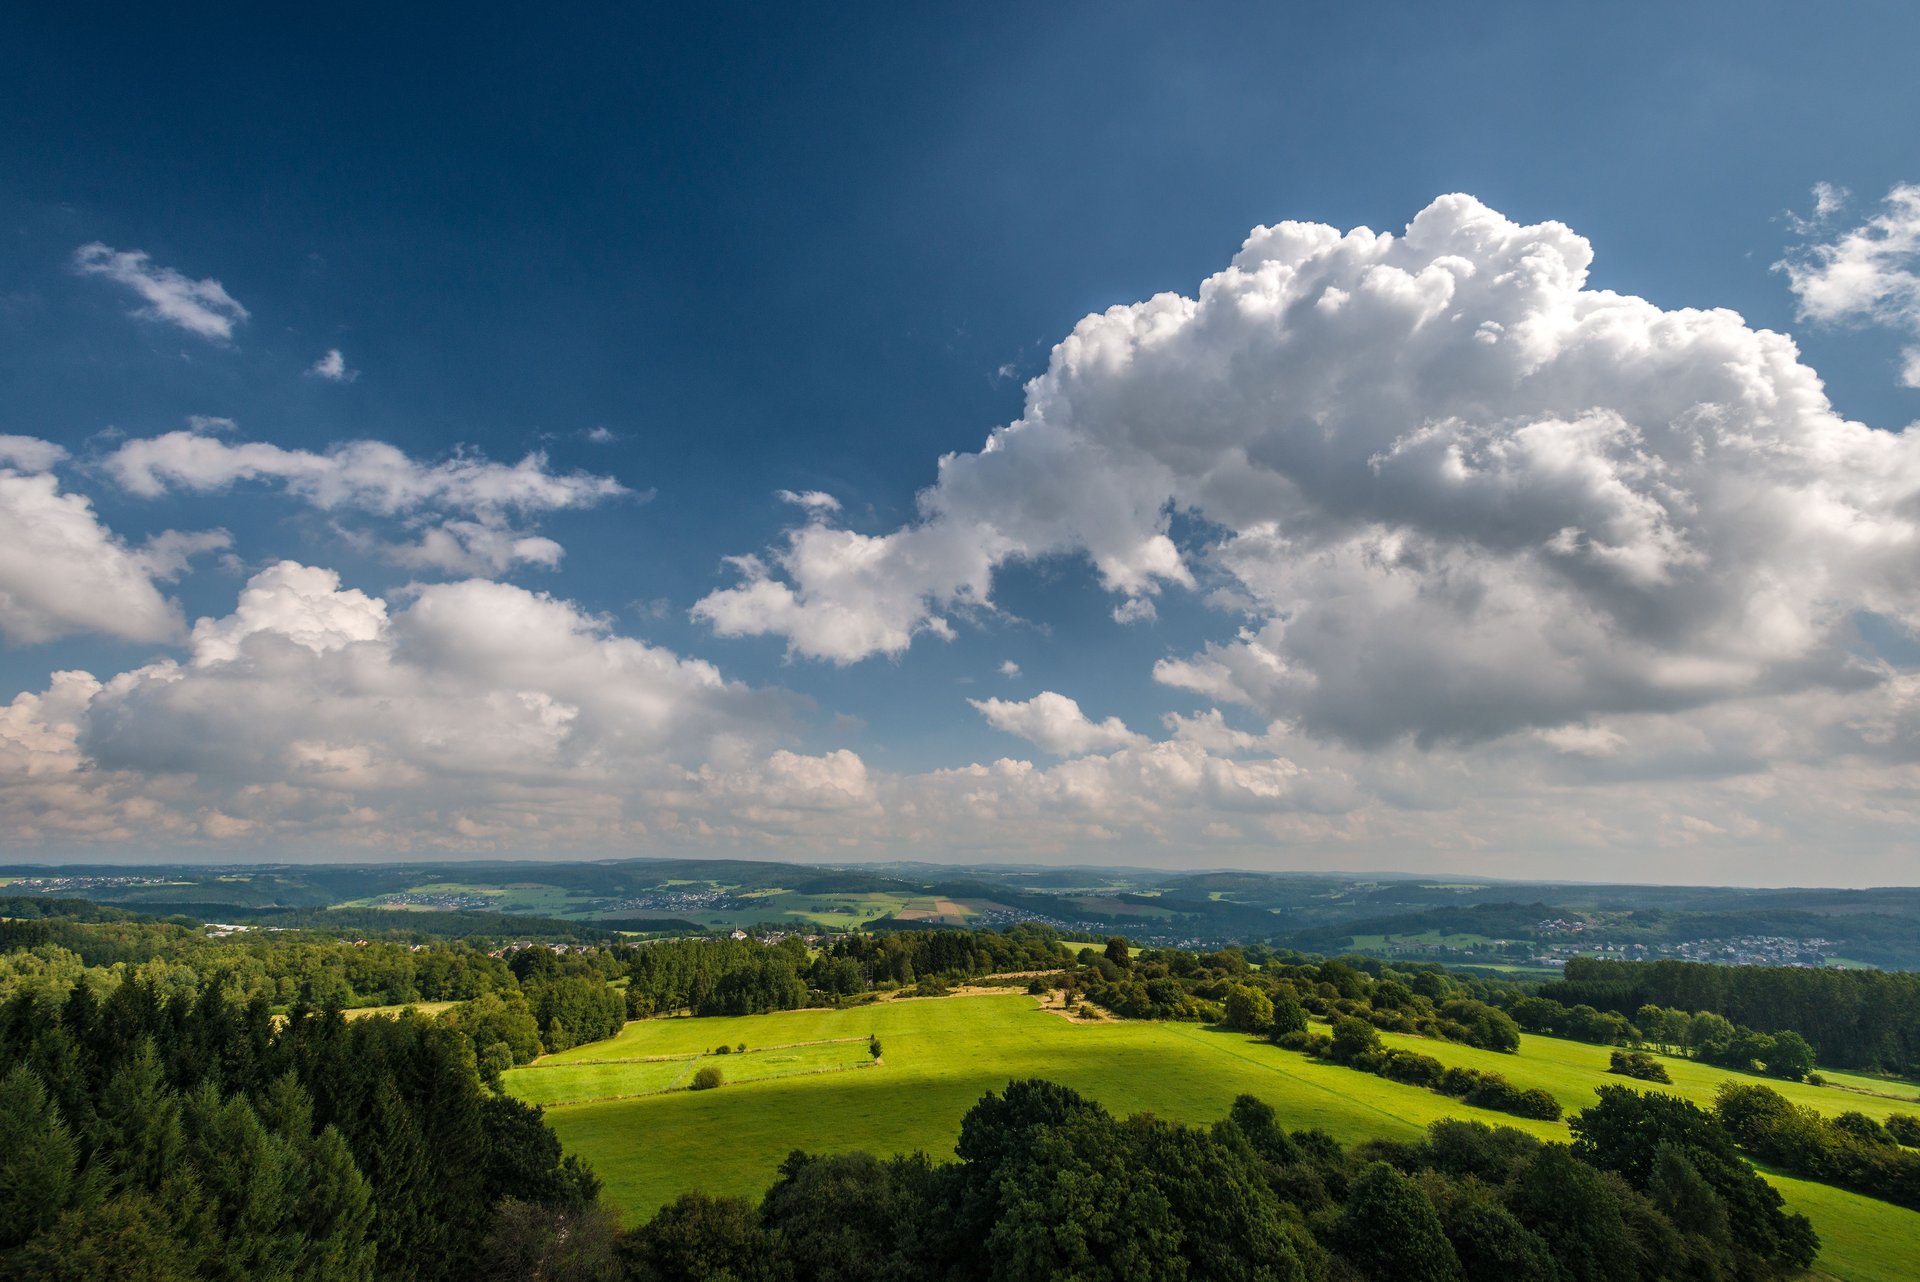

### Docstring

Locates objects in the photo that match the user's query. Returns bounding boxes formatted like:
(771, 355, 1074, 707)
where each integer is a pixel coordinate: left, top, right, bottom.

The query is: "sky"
(3, 2, 1920, 884)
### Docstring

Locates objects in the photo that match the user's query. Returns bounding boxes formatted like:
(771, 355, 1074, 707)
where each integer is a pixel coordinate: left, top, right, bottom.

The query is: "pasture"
(512, 994, 1919, 1282)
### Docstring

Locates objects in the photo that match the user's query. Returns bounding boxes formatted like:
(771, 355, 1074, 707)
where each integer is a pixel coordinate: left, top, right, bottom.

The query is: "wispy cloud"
(776, 488, 841, 513)
(105, 425, 626, 513)
(1778, 183, 1920, 385)
(72, 243, 250, 341)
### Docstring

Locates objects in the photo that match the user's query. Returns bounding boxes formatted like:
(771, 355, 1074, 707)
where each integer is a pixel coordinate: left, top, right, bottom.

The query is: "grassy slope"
(518, 995, 1917, 1282)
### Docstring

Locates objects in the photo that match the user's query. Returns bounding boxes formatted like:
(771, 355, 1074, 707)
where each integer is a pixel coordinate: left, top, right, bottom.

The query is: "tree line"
(1060, 940, 1527, 1056)
(1540, 957, 1920, 1073)
(1508, 996, 1816, 1079)
(1716, 1081, 1920, 1212)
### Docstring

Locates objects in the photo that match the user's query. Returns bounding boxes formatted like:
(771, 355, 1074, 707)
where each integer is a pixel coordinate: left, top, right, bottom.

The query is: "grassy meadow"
(508, 994, 1920, 1282)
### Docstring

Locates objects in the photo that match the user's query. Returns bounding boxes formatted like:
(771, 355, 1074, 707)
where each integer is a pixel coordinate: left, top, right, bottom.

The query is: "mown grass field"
(512, 995, 1919, 1282)
(508, 1037, 873, 1106)
(341, 1000, 457, 1020)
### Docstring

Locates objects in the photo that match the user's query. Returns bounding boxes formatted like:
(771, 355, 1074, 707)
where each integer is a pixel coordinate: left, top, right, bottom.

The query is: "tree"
(1219, 1094, 1298, 1166)
(1687, 1012, 1735, 1059)
(1764, 1030, 1816, 1081)
(1634, 1005, 1687, 1052)
(1647, 1144, 1729, 1249)
(1268, 991, 1308, 1038)
(619, 1192, 785, 1282)
(1575, 1085, 1817, 1275)
(474, 1200, 621, 1282)
(690, 1066, 723, 1090)
(1504, 1146, 1639, 1282)
(759, 1151, 926, 1282)
(1103, 937, 1131, 969)
(1334, 1162, 1462, 1282)
(1222, 985, 1275, 1033)
(441, 992, 542, 1066)
(1426, 1179, 1557, 1282)
(0, 1065, 83, 1252)
(1330, 1015, 1381, 1064)
(1509, 996, 1568, 1034)
(9, 1194, 199, 1282)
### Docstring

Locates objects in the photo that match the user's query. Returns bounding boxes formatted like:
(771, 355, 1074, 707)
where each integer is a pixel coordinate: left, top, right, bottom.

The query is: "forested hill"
(1542, 957, 1920, 1074)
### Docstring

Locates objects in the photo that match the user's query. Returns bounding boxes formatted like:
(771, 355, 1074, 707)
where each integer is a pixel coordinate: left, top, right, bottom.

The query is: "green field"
(507, 1037, 874, 1107)
(514, 995, 1919, 1282)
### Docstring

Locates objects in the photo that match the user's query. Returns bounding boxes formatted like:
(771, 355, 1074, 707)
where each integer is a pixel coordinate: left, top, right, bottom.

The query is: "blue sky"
(3, 3, 1920, 882)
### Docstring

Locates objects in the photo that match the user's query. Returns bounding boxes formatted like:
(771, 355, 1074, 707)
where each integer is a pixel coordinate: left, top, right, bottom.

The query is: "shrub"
(1271, 1028, 1313, 1051)
(1608, 1049, 1672, 1083)
(1834, 1111, 1894, 1147)
(714, 1043, 731, 1055)
(691, 1066, 724, 1090)
(1887, 1114, 1920, 1147)
(1511, 1088, 1563, 1121)
(869, 1035, 882, 1060)
(1381, 1050, 1443, 1087)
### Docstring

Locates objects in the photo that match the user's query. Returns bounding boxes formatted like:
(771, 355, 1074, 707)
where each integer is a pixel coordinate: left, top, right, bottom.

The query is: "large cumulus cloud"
(697, 194, 1920, 747)
(0, 439, 225, 644)
(0, 562, 799, 850)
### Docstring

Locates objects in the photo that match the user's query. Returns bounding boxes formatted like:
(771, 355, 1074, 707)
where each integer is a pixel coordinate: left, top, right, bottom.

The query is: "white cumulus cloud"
(73, 243, 250, 341)
(0, 562, 800, 850)
(0, 445, 224, 644)
(969, 691, 1145, 756)
(698, 193, 1920, 750)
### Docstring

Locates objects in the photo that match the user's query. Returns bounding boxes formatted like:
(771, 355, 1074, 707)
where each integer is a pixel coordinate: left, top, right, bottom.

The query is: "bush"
(869, 1035, 882, 1060)
(691, 1066, 724, 1090)
(1272, 1028, 1313, 1051)
(714, 1043, 731, 1054)
(1886, 1113, 1920, 1147)
(1608, 1049, 1672, 1083)
(1381, 1049, 1443, 1087)
(1511, 1088, 1563, 1121)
